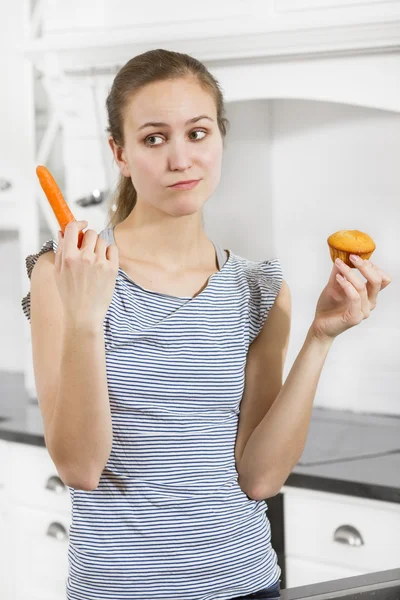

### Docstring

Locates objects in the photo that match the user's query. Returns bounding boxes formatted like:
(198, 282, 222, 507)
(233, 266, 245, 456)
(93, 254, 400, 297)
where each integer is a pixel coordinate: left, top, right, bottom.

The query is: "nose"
(167, 138, 193, 171)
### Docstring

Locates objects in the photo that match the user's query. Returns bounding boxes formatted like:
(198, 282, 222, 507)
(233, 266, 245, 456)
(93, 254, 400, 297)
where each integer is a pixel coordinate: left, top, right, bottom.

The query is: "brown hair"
(105, 48, 230, 228)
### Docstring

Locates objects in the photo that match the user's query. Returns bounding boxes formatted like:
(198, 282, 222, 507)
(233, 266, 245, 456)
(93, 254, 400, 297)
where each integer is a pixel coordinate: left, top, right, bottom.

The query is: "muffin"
(327, 230, 376, 268)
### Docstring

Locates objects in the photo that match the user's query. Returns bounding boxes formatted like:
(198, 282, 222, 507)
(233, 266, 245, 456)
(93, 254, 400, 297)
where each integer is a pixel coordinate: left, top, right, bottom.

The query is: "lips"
(168, 180, 200, 190)
(169, 179, 199, 186)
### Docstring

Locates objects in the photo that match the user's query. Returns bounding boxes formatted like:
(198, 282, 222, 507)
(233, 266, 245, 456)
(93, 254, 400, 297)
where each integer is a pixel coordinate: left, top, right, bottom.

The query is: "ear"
(108, 136, 131, 177)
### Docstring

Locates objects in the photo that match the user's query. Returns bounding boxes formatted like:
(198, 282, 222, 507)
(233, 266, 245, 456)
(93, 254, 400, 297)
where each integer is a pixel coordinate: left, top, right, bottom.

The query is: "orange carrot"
(36, 165, 84, 248)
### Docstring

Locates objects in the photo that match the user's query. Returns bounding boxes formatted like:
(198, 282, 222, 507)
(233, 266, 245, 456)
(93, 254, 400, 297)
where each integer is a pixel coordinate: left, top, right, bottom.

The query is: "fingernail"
(350, 254, 360, 263)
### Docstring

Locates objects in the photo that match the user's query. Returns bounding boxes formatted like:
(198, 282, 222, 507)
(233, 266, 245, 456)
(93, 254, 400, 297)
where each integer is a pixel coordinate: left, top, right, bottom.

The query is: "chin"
(166, 197, 205, 217)
(169, 207, 201, 218)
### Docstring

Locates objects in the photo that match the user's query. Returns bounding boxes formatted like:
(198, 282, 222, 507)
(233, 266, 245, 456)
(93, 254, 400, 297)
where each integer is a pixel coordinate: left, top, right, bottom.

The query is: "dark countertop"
(1, 370, 400, 503)
(280, 567, 400, 600)
(286, 406, 400, 503)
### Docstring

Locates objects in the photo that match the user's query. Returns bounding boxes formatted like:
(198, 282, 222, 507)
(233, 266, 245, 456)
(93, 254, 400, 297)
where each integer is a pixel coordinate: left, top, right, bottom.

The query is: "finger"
(335, 259, 370, 315)
(328, 261, 345, 287)
(335, 274, 360, 302)
(371, 263, 392, 291)
(93, 235, 108, 257)
(54, 230, 63, 271)
(106, 243, 119, 266)
(348, 257, 390, 307)
(80, 228, 100, 252)
(336, 274, 364, 322)
(63, 220, 88, 257)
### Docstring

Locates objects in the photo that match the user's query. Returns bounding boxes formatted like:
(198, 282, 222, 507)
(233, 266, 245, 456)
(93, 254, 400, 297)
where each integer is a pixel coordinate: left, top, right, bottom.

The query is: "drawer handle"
(0, 178, 12, 191)
(45, 475, 66, 494)
(333, 524, 364, 547)
(46, 522, 69, 542)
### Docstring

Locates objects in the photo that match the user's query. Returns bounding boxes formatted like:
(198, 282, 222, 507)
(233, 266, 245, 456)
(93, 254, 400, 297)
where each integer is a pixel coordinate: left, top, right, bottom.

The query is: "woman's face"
(110, 77, 224, 218)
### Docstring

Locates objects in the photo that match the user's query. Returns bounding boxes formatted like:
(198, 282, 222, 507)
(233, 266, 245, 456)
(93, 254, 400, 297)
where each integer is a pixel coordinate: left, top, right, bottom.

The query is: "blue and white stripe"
(22, 226, 283, 599)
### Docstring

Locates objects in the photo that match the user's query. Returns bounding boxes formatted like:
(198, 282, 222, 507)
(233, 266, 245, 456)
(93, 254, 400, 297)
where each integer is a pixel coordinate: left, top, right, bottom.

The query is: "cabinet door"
(283, 486, 400, 572)
(0, 440, 12, 598)
(9, 442, 71, 514)
(10, 505, 70, 600)
(0, 498, 13, 600)
(42, 0, 250, 33)
(285, 555, 363, 588)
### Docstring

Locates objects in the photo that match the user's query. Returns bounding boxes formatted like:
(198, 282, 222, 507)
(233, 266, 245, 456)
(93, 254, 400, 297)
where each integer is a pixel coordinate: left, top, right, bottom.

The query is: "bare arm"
(235, 280, 335, 501)
(238, 325, 333, 501)
(47, 320, 113, 490)
(30, 248, 113, 491)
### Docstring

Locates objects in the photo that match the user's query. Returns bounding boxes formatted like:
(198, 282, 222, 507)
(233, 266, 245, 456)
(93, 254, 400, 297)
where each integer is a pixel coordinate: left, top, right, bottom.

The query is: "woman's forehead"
(125, 81, 216, 128)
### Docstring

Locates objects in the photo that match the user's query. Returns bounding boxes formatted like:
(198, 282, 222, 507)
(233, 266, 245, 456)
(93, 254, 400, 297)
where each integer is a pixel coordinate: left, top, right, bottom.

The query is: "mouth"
(168, 180, 200, 190)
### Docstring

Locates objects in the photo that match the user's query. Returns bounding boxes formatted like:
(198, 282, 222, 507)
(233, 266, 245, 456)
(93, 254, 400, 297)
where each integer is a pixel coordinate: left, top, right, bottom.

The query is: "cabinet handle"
(0, 178, 12, 191)
(45, 475, 66, 494)
(333, 524, 364, 547)
(46, 522, 69, 542)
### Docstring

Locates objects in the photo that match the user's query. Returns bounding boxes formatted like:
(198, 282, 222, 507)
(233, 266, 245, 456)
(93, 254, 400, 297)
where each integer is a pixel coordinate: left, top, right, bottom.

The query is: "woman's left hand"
(311, 254, 392, 342)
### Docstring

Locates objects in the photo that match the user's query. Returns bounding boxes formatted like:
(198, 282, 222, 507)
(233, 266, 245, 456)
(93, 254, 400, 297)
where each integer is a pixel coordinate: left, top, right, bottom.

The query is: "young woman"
(22, 49, 391, 600)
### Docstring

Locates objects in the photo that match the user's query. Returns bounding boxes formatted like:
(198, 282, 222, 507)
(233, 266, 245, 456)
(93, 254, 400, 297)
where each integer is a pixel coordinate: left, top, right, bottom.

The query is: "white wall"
(270, 99, 400, 415)
(205, 97, 400, 416)
(203, 99, 274, 261)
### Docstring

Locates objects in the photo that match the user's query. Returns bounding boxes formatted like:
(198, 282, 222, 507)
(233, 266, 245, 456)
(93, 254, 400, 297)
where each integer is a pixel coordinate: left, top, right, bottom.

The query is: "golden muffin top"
(327, 230, 376, 254)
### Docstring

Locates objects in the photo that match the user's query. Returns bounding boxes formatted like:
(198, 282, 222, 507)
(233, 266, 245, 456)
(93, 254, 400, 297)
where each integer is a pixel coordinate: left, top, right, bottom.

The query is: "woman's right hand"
(54, 220, 119, 328)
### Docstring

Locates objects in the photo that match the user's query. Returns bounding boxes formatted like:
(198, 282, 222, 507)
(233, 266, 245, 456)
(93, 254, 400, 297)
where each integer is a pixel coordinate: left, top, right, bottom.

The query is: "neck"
(114, 208, 214, 273)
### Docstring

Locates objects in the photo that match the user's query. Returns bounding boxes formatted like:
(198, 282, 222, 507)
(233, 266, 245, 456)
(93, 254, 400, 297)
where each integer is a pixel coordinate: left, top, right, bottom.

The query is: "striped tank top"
(21, 226, 283, 600)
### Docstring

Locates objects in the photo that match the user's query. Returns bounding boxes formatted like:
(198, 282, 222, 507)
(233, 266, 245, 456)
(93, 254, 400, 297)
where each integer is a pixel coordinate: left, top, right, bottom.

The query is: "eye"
(189, 129, 207, 141)
(144, 129, 208, 146)
(144, 135, 163, 146)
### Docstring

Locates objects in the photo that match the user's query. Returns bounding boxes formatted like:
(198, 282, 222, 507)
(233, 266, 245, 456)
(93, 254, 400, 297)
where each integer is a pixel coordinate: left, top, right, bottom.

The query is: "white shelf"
(22, 17, 400, 75)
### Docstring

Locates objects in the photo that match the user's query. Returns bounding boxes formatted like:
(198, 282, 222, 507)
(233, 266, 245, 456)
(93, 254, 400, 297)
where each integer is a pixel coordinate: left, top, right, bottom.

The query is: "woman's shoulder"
(21, 238, 58, 322)
(230, 250, 283, 281)
(226, 251, 284, 344)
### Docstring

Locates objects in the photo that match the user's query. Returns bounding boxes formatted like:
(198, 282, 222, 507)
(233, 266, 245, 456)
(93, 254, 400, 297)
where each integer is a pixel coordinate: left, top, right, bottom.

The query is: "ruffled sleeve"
(248, 258, 284, 345)
(21, 238, 58, 322)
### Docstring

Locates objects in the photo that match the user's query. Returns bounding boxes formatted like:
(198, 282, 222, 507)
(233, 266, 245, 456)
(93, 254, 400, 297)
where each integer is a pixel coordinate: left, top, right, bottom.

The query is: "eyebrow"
(137, 115, 215, 132)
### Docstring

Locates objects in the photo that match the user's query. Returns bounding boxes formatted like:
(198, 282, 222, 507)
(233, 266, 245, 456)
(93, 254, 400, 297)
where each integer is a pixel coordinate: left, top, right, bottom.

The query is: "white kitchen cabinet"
(0, 440, 12, 600)
(2, 439, 400, 596)
(32, 0, 400, 67)
(282, 486, 400, 587)
(10, 505, 70, 600)
(0, 504, 13, 600)
(285, 555, 363, 588)
(9, 441, 71, 514)
(1, 441, 71, 600)
(41, 0, 250, 35)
